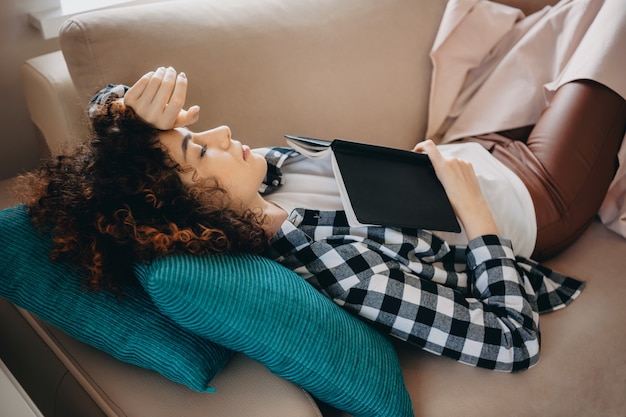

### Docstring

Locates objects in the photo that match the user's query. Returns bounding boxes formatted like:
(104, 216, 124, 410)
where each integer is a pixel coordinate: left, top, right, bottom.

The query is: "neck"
(250, 195, 288, 236)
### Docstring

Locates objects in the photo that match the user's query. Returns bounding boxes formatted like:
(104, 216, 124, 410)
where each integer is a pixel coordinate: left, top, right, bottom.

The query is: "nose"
(195, 125, 232, 149)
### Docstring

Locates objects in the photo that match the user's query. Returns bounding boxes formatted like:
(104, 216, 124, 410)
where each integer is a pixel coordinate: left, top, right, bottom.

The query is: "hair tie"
(88, 84, 129, 119)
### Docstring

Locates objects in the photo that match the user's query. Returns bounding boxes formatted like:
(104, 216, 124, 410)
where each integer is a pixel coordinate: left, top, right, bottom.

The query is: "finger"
(152, 67, 178, 106)
(185, 105, 201, 125)
(124, 71, 153, 104)
(412, 140, 427, 152)
(141, 66, 167, 103)
(174, 105, 201, 128)
(412, 139, 437, 153)
(415, 140, 446, 170)
(162, 71, 188, 125)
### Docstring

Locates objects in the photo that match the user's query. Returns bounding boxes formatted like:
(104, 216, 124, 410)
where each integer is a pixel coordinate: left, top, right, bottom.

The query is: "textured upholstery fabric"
(0, 205, 232, 392)
(135, 253, 413, 417)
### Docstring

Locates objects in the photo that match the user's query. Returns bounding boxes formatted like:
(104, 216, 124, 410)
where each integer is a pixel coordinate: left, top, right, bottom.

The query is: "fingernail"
(179, 72, 186, 79)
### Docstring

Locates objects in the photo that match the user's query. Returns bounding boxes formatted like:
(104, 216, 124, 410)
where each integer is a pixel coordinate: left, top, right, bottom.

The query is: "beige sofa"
(2, 0, 625, 416)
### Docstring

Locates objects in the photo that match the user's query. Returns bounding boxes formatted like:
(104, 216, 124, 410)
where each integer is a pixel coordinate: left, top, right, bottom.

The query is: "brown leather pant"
(460, 80, 626, 261)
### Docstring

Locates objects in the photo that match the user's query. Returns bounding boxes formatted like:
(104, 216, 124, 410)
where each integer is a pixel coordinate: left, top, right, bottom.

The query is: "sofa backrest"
(59, 0, 448, 150)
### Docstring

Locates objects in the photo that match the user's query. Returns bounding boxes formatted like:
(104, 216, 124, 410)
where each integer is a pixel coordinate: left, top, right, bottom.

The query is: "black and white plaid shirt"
(259, 147, 584, 371)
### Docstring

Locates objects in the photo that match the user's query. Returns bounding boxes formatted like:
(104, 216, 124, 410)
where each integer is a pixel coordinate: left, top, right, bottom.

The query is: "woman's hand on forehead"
(124, 66, 201, 130)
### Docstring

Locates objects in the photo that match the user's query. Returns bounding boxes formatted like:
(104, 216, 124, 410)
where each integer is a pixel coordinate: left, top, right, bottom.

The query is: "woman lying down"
(19, 67, 626, 372)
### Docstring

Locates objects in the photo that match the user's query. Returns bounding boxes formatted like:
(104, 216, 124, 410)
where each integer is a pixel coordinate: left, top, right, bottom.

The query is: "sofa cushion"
(0, 205, 232, 392)
(60, 0, 447, 151)
(135, 251, 414, 417)
(0, 204, 413, 416)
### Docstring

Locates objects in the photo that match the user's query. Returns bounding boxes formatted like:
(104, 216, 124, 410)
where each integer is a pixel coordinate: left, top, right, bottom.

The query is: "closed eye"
(200, 145, 207, 157)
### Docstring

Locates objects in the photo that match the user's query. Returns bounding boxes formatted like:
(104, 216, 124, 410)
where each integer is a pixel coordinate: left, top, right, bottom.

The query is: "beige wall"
(1, 1, 59, 180)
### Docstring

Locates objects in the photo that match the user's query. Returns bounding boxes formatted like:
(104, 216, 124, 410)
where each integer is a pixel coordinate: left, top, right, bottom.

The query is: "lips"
(242, 144, 250, 161)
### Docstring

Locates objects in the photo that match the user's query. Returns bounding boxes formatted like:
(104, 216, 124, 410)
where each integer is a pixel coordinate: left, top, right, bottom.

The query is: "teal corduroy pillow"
(0, 205, 232, 392)
(135, 252, 414, 417)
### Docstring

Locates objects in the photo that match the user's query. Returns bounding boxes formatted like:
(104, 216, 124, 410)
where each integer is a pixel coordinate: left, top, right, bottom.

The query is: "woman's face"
(158, 126, 268, 210)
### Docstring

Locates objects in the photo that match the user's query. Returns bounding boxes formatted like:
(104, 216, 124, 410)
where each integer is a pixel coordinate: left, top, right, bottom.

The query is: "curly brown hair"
(19, 100, 269, 293)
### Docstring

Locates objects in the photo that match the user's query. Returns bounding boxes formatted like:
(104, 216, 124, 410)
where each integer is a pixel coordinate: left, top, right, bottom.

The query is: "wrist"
(458, 201, 500, 241)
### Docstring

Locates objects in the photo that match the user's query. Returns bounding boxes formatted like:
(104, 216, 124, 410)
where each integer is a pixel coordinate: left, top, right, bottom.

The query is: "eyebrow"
(181, 132, 192, 162)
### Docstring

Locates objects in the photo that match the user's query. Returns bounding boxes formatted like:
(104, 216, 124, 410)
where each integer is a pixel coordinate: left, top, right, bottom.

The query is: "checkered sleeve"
(462, 235, 540, 370)
(271, 223, 541, 371)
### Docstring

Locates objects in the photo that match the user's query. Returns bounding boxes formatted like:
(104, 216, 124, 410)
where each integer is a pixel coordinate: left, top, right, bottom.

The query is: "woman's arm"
(271, 219, 541, 371)
(414, 140, 500, 240)
(123, 67, 200, 130)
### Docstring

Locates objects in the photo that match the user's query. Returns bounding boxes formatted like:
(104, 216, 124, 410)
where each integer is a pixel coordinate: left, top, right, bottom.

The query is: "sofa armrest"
(21, 51, 85, 156)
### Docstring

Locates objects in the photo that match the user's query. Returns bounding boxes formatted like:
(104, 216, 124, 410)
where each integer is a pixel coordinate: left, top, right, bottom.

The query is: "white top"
(435, 143, 536, 257)
(264, 142, 536, 257)
(264, 153, 344, 214)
